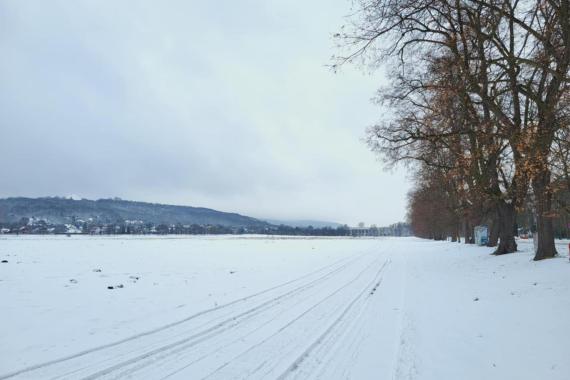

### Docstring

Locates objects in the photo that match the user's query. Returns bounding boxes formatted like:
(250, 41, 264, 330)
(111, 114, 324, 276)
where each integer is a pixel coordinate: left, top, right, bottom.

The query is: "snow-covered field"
(1, 235, 569, 380)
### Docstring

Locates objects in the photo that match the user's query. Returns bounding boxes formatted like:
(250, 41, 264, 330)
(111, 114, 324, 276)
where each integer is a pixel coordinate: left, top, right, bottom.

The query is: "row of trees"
(336, 0, 569, 260)
(0, 219, 359, 237)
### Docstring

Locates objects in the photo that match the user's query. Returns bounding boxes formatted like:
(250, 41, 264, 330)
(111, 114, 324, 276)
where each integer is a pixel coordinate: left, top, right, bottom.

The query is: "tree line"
(1, 218, 410, 237)
(335, 0, 569, 260)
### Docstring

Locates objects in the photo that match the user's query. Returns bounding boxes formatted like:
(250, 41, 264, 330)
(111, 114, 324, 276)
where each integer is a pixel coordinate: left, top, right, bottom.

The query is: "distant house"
(349, 226, 380, 237)
(65, 224, 82, 234)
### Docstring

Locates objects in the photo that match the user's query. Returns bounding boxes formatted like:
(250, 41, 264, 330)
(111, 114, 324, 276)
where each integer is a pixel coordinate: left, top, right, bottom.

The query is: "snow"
(0, 235, 568, 379)
(64, 225, 82, 234)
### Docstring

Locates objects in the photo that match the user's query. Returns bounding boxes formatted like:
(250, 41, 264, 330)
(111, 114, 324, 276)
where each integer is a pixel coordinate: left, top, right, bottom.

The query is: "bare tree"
(335, 0, 570, 259)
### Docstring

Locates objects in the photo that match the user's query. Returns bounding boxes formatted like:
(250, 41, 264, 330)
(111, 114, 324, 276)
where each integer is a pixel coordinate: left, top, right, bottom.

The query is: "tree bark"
(463, 218, 473, 244)
(487, 210, 500, 247)
(493, 201, 517, 255)
(532, 171, 558, 260)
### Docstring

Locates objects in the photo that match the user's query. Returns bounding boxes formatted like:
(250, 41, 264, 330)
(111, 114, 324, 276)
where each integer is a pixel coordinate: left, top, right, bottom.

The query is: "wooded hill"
(0, 197, 268, 227)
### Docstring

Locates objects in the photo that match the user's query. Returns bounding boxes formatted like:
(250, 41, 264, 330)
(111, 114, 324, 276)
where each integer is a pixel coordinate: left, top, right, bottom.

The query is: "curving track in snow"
(1, 250, 392, 380)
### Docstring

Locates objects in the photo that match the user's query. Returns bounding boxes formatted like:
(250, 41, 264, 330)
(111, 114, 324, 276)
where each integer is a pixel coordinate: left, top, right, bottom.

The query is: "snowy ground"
(0, 235, 568, 380)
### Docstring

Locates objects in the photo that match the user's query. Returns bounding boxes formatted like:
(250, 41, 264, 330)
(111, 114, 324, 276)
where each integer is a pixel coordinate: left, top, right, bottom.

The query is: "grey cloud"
(0, 0, 410, 225)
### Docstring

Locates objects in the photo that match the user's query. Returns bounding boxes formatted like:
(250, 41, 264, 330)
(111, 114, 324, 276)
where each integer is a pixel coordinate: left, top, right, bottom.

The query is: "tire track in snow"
(392, 314, 419, 380)
(0, 252, 369, 380)
(182, 257, 390, 380)
(72, 255, 370, 380)
(274, 259, 391, 380)
(167, 257, 389, 380)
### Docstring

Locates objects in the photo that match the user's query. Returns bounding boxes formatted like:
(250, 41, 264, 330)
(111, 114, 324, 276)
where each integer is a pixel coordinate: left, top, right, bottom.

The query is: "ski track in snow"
(1, 248, 393, 380)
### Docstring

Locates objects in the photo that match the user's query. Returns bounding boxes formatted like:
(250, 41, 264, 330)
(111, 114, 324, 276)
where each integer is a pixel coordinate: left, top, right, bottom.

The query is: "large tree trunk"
(493, 201, 517, 255)
(532, 171, 558, 260)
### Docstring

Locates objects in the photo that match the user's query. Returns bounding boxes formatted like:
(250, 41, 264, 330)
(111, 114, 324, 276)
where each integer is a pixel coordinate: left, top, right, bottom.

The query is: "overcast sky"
(0, 0, 410, 226)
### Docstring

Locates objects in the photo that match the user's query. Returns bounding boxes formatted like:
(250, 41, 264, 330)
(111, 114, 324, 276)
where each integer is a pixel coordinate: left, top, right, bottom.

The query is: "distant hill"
(263, 219, 343, 228)
(0, 197, 268, 227)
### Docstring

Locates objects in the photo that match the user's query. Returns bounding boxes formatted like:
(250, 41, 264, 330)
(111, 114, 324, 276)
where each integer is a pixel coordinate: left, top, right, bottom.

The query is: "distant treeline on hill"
(0, 197, 411, 237)
(0, 218, 411, 237)
(0, 197, 265, 227)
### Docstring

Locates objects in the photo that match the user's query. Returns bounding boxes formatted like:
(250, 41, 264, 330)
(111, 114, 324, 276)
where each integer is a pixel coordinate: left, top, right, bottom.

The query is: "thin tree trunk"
(532, 171, 558, 260)
(487, 210, 500, 247)
(463, 218, 473, 244)
(493, 201, 517, 255)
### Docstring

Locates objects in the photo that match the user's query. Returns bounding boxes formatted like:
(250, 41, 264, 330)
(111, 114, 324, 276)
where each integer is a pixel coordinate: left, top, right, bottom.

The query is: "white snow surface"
(1, 235, 569, 380)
